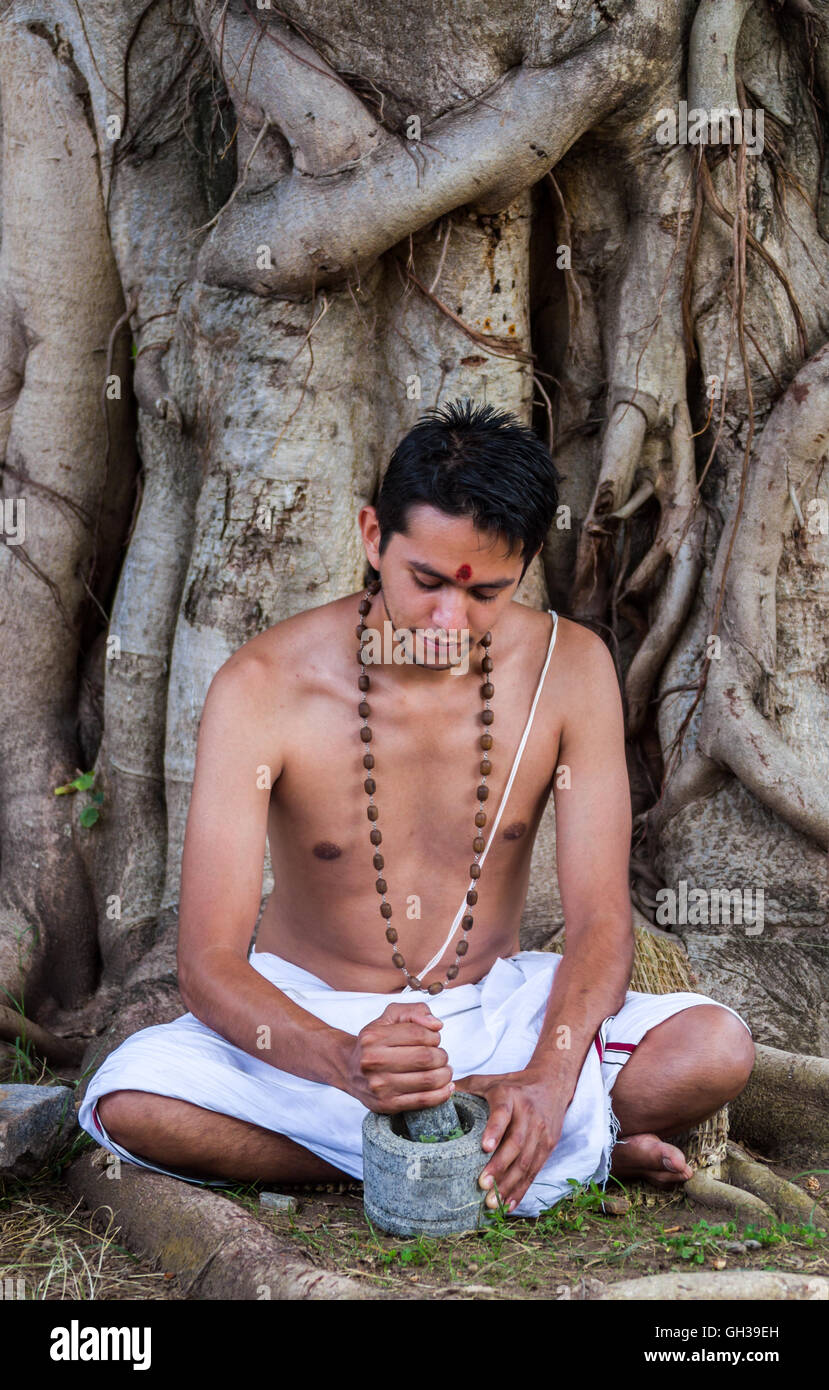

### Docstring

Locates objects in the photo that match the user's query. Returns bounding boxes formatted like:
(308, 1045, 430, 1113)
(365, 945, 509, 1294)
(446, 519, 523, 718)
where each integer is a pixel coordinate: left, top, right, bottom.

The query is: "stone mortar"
(362, 1092, 492, 1237)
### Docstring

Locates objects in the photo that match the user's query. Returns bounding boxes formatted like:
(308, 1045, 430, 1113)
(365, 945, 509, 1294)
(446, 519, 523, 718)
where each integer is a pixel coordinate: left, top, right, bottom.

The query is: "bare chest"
(266, 670, 560, 890)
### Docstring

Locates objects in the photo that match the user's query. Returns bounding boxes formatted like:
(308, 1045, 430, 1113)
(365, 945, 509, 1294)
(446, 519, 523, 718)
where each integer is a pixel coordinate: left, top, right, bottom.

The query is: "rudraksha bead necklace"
(355, 578, 494, 994)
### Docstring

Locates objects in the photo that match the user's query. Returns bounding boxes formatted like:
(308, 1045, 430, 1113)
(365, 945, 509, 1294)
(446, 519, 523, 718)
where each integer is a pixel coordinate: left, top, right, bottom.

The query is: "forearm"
(527, 920, 634, 1098)
(179, 948, 354, 1092)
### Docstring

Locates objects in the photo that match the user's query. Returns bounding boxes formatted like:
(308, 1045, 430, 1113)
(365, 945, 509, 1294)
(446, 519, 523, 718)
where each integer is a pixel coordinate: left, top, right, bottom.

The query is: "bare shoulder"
(554, 614, 617, 678)
(506, 605, 612, 676)
(207, 593, 357, 702)
(554, 617, 624, 756)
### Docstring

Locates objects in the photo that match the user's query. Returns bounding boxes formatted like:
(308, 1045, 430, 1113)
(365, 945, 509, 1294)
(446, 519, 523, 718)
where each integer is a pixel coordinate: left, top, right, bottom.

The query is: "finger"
(482, 1145, 541, 1213)
(376, 1077, 456, 1112)
(363, 1044, 450, 1075)
(479, 1129, 526, 1188)
(378, 1003, 442, 1029)
(361, 1022, 446, 1051)
(480, 1100, 512, 1156)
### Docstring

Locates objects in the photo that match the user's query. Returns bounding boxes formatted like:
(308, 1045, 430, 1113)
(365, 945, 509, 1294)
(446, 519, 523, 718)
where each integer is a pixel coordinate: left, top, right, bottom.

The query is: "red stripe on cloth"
(594, 1033, 603, 1062)
(605, 1042, 636, 1052)
(92, 1102, 104, 1136)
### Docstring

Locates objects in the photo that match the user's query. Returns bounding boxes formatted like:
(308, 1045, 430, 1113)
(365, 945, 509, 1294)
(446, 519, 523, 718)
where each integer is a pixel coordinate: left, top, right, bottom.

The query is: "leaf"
(79, 806, 100, 828)
(54, 771, 95, 795)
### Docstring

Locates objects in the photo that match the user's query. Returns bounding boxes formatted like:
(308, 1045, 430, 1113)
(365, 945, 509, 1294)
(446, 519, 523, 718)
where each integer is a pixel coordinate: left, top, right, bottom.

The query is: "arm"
(528, 624, 634, 1090)
(176, 656, 354, 1090)
(176, 653, 453, 1110)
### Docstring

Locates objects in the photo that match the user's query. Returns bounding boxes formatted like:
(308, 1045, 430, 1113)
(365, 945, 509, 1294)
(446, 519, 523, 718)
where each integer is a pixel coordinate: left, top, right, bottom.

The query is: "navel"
(502, 820, 527, 841)
(312, 841, 342, 860)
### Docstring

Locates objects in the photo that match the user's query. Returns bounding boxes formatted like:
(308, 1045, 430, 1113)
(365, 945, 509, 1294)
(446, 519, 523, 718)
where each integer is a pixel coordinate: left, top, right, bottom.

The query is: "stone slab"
(0, 1083, 78, 1179)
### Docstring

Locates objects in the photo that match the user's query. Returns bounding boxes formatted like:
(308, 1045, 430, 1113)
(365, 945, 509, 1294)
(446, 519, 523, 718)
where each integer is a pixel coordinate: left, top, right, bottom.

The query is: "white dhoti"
(78, 946, 752, 1218)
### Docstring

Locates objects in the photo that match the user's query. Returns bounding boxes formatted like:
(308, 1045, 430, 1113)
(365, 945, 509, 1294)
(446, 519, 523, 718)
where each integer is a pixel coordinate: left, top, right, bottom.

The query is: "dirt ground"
(2, 1128, 825, 1301)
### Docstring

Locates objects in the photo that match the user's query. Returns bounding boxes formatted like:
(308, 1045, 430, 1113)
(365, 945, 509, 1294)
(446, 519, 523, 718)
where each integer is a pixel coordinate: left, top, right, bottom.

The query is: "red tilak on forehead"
(455, 564, 472, 581)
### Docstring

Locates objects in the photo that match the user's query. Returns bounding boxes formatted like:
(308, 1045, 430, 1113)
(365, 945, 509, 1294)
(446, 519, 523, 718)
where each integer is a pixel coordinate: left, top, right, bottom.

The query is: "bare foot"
(610, 1131, 694, 1187)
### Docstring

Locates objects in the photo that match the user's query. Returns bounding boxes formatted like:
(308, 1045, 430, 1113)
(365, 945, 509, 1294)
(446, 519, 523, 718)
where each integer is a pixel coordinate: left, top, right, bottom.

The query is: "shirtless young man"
(80, 400, 754, 1218)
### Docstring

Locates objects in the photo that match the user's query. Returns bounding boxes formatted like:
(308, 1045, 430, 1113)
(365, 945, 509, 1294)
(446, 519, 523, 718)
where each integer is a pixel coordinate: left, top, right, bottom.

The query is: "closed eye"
(412, 575, 497, 603)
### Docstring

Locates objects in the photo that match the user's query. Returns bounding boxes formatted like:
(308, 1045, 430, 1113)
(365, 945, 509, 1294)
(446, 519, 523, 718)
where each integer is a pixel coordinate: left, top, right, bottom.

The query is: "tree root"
(194, 24, 654, 296)
(725, 1141, 826, 1229)
(728, 1043, 829, 1167)
(0, 1005, 85, 1068)
(688, 1, 753, 141)
(692, 343, 829, 849)
(683, 1167, 775, 1220)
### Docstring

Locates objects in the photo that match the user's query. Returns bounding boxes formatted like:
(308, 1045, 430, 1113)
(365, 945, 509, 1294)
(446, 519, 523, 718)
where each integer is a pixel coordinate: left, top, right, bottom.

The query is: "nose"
(431, 589, 468, 632)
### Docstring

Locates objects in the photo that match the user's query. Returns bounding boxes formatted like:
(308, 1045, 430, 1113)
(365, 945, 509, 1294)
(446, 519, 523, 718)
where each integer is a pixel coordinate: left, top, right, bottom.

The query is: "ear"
(358, 505, 382, 570)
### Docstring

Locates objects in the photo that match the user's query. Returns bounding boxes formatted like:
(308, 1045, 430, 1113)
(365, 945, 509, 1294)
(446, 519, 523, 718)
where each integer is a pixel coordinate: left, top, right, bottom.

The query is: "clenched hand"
(345, 1001, 455, 1112)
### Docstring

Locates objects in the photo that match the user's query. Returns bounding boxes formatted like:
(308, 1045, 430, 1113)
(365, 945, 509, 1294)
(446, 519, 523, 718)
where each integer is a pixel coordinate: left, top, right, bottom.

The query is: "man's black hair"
(367, 399, 562, 584)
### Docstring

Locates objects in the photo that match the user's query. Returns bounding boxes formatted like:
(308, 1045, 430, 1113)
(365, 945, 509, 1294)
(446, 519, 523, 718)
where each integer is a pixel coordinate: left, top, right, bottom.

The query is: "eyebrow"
(409, 560, 515, 590)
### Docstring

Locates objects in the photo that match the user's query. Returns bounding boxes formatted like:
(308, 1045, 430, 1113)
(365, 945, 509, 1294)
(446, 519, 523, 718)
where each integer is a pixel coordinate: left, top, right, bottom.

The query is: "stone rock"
(260, 1192, 299, 1213)
(0, 1083, 78, 1179)
(591, 1271, 828, 1300)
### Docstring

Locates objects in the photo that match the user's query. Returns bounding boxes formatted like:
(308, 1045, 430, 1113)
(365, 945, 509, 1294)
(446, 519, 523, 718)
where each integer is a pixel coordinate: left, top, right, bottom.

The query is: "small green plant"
(376, 1235, 436, 1269)
(417, 1125, 464, 1142)
(54, 770, 104, 827)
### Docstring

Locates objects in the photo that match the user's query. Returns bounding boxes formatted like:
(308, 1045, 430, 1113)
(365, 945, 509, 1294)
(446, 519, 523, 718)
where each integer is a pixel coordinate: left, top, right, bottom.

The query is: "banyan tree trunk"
(0, 1, 827, 1157)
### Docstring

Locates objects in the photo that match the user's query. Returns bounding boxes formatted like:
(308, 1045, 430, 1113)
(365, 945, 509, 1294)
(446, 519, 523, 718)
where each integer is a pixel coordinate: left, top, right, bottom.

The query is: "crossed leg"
(95, 1090, 355, 1185)
(95, 1003, 754, 1192)
(607, 1004, 755, 1187)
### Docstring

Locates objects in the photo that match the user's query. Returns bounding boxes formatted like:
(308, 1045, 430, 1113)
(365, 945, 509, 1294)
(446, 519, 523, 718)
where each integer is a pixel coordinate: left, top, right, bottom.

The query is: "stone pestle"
(403, 1096, 464, 1142)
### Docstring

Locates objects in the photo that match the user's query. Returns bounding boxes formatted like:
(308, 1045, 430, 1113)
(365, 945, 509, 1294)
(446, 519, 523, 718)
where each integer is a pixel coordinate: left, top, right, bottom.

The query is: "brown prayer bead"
(364, 777, 376, 795)
(380, 902, 392, 918)
(482, 656, 493, 672)
(473, 836, 485, 853)
(469, 863, 481, 879)
(360, 726, 373, 742)
(367, 805, 379, 821)
(359, 701, 371, 718)
(373, 853, 384, 870)
(428, 982, 444, 995)
(480, 759, 492, 776)
(456, 941, 469, 956)
(363, 753, 375, 769)
(474, 811, 486, 827)
(376, 878, 387, 894)
(481, 709, 494, 725)
(385, 926, 398, 943)
(356, 624, 366, 639)
(392, 952, 405, 968)
(481, 632, 492, 647)
(370, 828, 382, 845)
(462, 914, 474, 930)
(408, 977, 422, 989)
(477, 784, 489, 801)
(359, 599, 371, 615)
(480, 734, 493, 750)
(466, 889, 478, 905)
(447, 964, 459, 980)
(481, 683, 494, 699)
